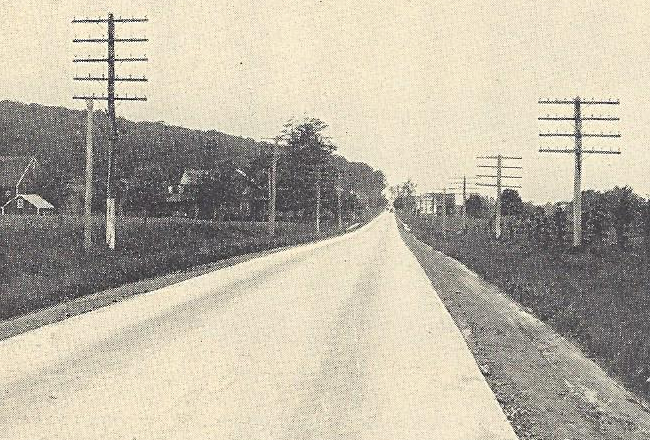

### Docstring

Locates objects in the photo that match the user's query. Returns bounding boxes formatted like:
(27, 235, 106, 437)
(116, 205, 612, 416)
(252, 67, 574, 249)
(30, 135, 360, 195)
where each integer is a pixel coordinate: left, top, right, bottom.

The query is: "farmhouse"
(2, 194, 54, 215)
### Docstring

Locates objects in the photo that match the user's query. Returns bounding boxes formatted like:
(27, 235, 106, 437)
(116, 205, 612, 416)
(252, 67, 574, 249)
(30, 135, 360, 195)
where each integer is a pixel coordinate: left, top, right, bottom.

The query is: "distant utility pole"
(83, 99, 94, 250)
(73, 13, 148, 250)
(449, 176, 479, 233)
(539, 97, 620, 247)
(336, 171, 343, 230)
(476, 154, 522, 239)
(261, 137, 282, 236)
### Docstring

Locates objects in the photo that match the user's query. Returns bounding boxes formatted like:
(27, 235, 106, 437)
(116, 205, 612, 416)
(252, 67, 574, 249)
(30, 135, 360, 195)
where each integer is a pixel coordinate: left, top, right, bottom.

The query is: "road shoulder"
(399, 224, 650, 440)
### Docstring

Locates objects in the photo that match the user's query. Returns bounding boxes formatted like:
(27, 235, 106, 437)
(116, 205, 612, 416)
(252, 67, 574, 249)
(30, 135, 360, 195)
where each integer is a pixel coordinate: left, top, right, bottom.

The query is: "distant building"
(164, 168, 268, 220)
(415, 192, 456, 215)
(0, 156, 41, 205)
(2, 194, 54, 215)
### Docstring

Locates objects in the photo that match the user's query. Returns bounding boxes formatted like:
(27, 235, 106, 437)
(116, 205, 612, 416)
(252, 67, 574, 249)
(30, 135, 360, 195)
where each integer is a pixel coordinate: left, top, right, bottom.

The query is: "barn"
(2, 194, 55, 215)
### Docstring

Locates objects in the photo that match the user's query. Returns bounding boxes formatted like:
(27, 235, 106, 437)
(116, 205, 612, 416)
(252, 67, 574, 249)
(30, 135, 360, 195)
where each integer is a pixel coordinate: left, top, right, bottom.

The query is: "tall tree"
(501, 189, 523, 216)
(465, 194, 489, 218)
(280, 118, 335, 221)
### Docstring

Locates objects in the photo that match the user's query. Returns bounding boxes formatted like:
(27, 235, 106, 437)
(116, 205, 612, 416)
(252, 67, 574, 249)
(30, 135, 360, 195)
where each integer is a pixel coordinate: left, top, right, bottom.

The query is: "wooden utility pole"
(441, 187, 447, 239)
(83, 99, 94, 250)
(73, 13, 148, 249)
(315, 172, 321, 233)
(269, 139, 278, 236)
(449, 176, 478, 234)
(539, 97, 620, 247)
(477, 155, 522, 239)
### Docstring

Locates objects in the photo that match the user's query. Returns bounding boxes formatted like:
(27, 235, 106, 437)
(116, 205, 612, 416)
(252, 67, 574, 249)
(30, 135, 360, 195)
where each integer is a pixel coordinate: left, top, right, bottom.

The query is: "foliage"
(608, 186, 639, 248)
(390, 179, 417, 211)
(465, 194, 489, 218)
(0, 101, 386, 221)
(500, 189, 523, 216)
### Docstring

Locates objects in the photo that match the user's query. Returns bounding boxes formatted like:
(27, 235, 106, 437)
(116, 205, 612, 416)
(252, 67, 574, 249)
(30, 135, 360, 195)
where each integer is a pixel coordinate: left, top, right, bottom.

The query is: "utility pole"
(477, 155, 522, 239)
(336, 170, 343, 230)
(73, 13, 148, 249)
(315, 167, 321, 233)
(83, 99, 94, 250)
(449, 176, 478, 234)
(539, 97, 620, 247)
(270, 139, 278, 236)
(441, 187, 447, 239)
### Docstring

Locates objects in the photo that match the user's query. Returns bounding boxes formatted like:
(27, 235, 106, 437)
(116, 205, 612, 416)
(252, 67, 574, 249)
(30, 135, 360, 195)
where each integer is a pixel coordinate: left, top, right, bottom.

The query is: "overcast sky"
(2, 0, 649, 202)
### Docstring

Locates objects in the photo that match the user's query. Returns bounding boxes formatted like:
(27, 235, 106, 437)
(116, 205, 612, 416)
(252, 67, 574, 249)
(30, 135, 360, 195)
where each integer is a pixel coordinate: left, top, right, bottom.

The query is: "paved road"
(0, 213, 517, 439)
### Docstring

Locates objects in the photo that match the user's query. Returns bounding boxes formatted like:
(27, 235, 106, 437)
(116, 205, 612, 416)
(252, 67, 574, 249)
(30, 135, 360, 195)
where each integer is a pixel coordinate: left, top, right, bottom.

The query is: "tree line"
(0, 101, 387, 221)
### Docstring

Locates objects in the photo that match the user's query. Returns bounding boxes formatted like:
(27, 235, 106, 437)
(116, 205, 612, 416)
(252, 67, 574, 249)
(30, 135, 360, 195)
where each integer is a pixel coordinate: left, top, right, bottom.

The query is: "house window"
(16, 198, 24, 209)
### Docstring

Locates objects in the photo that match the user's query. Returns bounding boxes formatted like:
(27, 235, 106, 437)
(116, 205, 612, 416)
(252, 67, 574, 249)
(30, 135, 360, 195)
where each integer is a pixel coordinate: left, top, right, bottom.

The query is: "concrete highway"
(0, 213, 517, 439)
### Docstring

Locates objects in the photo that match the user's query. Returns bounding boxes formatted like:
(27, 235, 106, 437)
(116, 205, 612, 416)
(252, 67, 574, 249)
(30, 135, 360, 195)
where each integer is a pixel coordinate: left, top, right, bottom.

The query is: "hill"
(0, 100, 386, 211)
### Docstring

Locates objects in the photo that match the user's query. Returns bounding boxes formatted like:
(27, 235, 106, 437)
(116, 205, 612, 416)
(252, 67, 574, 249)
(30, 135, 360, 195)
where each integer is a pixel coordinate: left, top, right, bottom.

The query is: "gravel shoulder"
(400, 223, 650, 440)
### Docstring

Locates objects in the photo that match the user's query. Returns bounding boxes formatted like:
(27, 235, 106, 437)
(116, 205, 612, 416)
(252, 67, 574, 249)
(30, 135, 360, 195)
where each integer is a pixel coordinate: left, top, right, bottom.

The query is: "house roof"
(0, 156, 37, 188)
(3, 194, 54, 209)
(180, 169, 210, 185)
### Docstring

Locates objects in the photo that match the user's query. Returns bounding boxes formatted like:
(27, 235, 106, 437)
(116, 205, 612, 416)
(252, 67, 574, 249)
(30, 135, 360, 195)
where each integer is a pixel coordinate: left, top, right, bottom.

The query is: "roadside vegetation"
(399, 185, 650, 400)
(0, 208, 383, 322)
(0, 111, 387, 322)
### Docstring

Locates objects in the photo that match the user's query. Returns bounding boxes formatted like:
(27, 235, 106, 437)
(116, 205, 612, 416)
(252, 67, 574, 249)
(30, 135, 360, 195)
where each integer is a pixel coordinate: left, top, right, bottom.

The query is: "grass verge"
(401, 212, 650, 401)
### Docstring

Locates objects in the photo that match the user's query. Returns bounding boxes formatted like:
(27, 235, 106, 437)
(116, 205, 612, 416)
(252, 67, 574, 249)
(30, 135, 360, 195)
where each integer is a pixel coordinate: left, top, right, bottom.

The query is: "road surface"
(0, 213, 517, 439)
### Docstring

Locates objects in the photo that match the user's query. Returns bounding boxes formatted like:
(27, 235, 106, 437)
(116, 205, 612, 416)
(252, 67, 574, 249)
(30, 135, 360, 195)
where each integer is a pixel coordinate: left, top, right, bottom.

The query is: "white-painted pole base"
(106, 198, 116, 250)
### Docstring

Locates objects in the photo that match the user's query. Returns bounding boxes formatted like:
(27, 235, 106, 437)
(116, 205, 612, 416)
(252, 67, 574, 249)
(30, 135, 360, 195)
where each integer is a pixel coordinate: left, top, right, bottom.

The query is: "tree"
(641, 200, 650, 253)
(125, 164, 165, 217)
(552, 206, 569, 246)
(280, 118, 335, 221)
(584, 201, 608, 246)
(608, 186, 638, 248)
(501, 189, 523, 216)
(465, 194, 489, 218)
(391, 179, 416, 212)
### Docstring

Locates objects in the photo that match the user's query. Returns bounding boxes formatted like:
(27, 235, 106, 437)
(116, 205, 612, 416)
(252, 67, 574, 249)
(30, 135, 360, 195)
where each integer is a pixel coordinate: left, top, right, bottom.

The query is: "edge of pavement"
(0, 213, 383, 342)
(397, 218, 650, 440)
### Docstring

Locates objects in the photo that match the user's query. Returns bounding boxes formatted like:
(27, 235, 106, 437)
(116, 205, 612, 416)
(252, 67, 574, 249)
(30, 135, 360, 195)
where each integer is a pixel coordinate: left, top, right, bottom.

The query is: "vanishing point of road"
(0, 213, 517, 439)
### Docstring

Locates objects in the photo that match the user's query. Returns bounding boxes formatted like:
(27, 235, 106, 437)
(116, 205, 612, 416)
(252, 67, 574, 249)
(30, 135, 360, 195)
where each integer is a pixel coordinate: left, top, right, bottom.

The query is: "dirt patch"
(400, 225, 650, 440)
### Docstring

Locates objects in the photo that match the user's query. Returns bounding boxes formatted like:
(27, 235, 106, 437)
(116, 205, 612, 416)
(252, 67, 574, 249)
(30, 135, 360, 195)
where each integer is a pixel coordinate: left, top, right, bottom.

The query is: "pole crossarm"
(73, 38, 148, 43)
(74, 75, 148, 82)
(539, 148, 621, 154)
(477, 165, 523, 169)
(539, 99, 619, 105)
(73, 95, 147, 101)
(539, 116, 619, 121)
(477, 174, 522, 179)
(476, 183, 522, 189)
(74, 57, 148, 63)
(73, 17, 148, 23)
(476, 155, 522, 160)
(539, 133, 620, 138)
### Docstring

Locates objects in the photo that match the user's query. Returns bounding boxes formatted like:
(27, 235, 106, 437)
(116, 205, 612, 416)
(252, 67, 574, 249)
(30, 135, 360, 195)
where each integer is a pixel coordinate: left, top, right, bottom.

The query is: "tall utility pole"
(83, 99, 94, 250)
(539, 97, 620, 247)
(73, 14, 148, 249)
(477, 154, 522, 239)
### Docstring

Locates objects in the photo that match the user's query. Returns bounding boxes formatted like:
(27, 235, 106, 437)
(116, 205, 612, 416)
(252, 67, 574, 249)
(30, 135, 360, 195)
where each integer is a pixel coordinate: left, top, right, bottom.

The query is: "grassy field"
(0, 214, 344, 321)
(402, 212, 650, 400)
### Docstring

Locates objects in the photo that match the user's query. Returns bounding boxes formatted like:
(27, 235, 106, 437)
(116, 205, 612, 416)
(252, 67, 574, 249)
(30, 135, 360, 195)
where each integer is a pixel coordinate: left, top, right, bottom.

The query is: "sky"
(2, 0, 650, 203)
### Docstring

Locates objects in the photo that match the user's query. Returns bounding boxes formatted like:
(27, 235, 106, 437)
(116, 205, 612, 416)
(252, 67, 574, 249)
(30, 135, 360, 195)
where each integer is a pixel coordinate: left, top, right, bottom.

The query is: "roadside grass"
(402, 213, 650, 399)
(0, 214, 342, 321)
